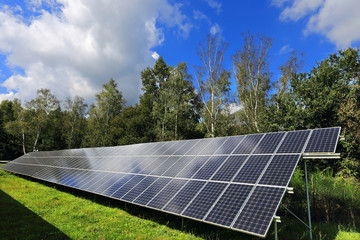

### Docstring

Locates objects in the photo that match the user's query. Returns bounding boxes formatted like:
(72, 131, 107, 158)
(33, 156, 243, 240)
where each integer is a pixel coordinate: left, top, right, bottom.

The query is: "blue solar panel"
(232, 186, 285, 236)
(233, 134, 263, 154)
(277, 130, 310, 153)
(163, 180, 205, 214)
(191, 156, 227, 180)
(211, 156, 247, 182)
(182, 182, 227, 220)
(253, 132, 285, 154)
(205, 184, 253, 227)
(259, 155, 301, 186)
(147, 179, 188, 210)
(232, 155, 271, 184)
(304, 127, 340, 153)
(121, 176, 157, 202)
(133, 178, 171, 206)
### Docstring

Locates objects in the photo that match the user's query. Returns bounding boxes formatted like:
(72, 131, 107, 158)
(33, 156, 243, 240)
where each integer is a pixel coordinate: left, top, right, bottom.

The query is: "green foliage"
(85, 79, 126, 147)
(0, 100, 22, 159)
(284, 167, 360, 227)
(141, 57, 202, 141)
(195, 34, 231, 137)
(233, 31, 272, 133)
(336, 229, 360, 240)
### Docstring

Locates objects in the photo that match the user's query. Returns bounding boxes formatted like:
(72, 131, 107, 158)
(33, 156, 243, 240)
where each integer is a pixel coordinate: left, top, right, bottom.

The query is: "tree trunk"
(33, 129, 40, 152)
(22, 130, 26, 155)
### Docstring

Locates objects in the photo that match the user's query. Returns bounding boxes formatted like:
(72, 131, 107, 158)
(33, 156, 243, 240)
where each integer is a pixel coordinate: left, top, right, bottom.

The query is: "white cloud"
(274, 0, 360, 48)
(210, 23, 222, 35)
(151, 51, 160, 60)
(204, 0, 222, 15)
(279, 44, 293, 54)
(0, 0, 192, 105)
(0, 91, 18, 102)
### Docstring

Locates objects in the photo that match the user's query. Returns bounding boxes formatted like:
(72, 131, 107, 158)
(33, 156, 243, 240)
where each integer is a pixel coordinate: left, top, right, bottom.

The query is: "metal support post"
(304, 159, 313, 240)
(181, 217, 184, 231)
(274, 219, 278, 240)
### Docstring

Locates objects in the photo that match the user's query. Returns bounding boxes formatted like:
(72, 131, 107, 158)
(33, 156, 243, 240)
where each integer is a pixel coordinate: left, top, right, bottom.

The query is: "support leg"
(304, 159, 313, 240)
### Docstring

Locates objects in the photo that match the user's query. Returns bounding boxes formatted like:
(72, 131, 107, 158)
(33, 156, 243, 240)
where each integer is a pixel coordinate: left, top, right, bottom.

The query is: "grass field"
(1, 164, 359, 240)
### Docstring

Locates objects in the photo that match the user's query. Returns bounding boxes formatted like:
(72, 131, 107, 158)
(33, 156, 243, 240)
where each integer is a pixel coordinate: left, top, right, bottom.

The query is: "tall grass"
(283, 165, 360, 228)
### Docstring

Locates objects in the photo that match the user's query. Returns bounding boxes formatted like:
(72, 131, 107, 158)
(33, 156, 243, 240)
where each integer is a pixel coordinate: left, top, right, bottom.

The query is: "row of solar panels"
(1, 127, 341, 237)
(9, 154, 300, 187)
(2, 161, 287, 236)
(24, 127, 340, 157)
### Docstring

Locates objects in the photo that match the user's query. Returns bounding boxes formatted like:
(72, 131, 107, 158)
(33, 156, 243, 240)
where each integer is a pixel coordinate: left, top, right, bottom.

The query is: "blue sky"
(0, 0, 359, 105)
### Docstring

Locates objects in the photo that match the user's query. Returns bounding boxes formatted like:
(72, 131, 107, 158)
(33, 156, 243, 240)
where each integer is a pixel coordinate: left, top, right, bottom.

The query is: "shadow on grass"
(13, 174, 346, 240)
(0, 189, 70, 240)
(14, 174, 263, 240)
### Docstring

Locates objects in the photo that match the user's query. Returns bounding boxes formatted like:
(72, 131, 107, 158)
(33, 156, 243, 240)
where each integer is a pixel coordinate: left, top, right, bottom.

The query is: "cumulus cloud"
(210, 23, 222, 35)
(0, 0, 192, 104)
(279, 44, 293, 54)
(204, 0, 222, 15)
(274, 0, 360, 48)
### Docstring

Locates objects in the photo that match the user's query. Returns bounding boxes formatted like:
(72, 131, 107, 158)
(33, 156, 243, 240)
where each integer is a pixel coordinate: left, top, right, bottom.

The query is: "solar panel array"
(0, 127, 340, 237)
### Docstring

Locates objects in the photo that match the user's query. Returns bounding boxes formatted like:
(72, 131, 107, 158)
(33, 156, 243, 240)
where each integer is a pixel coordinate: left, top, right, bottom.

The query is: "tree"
(63, 96, 88, 148)
(261, 50, 305, 132)
(232, 31, 272, 133)
(195, 34, 231, 137)
(140, 58, 202, 141)
(4, 99, 30, 155)
(0, 100, 22, 159)
(25, 89, 60, 151)
(291, 48, 359, 128)
(166, 62, 202, 140)
(85, 79, 126, 147)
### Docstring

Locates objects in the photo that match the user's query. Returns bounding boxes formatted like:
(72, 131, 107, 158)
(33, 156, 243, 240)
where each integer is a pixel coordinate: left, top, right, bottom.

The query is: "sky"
(0, 0, 359, 106)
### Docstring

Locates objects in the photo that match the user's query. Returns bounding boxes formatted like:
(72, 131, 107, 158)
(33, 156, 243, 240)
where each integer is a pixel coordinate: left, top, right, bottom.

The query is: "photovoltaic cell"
(185, 138, 214, 155)
(191, 156, 227, 180)
(232, 155, 271, 184)
(205, 184, 253, 227)
(233, 134, 263, 154)
(0, 127, 341, 238)
(175, 156, 209, 179)
(121, 176, 157, 202)
(133, 178, 171, 206)
(147, 179, 188, 210)
(252, 132, 285, 154)
(304, 127, 340, 153)
(111, 175, 145, 199)
(162, 156, 195, 177)
(182, 182, 227, 220)
(211, 156, 248, 182)
(277, 130, 310, 153)
(214, 136, 245, 154)
(163, 180, 205, 214)
(259, 155, 301, 186)
(197, 137, 229, 155)
(233, 186, 285, 236)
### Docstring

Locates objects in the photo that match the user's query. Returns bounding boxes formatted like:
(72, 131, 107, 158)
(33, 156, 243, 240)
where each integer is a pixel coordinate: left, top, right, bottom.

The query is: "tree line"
(0, 32, 359, 178)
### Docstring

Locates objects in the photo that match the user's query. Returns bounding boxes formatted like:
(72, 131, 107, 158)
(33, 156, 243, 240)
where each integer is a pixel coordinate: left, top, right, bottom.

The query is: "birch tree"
(25, 89, 60, 151)
(86, 79, 126, 147)
(63, 96, 87, 148)
(233, 31, 272, 132)
(195, 34, 231, 138)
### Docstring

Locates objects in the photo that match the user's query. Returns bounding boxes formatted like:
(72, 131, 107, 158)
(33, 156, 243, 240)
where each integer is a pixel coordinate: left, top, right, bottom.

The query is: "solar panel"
(0, 127, 341, 238)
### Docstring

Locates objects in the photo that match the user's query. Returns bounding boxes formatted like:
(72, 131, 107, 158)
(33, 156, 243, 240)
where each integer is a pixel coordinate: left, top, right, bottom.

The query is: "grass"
(1, 164, 359, 239)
